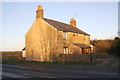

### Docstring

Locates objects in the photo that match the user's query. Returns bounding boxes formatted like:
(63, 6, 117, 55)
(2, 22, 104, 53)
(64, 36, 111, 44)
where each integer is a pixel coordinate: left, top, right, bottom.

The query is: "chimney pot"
(70, 18, 76, 27)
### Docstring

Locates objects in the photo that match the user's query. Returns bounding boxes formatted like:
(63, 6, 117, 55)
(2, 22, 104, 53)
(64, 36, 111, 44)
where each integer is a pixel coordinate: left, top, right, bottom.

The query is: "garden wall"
(59, 54, 95, 62)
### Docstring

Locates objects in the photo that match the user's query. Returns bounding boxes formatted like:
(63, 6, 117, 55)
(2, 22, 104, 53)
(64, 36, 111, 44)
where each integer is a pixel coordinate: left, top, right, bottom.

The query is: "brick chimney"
(36, 5, 44, 19)
(70, 18, 76, 27)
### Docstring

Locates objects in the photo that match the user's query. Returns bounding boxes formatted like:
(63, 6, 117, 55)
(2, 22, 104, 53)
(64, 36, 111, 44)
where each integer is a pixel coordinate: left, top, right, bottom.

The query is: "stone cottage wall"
(25, 18, 59, 61)
(67, 32, 90, 46)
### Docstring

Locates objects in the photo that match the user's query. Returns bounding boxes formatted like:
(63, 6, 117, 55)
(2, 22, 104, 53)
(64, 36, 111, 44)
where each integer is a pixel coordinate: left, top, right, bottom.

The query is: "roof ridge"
(44, 18, 72, 27)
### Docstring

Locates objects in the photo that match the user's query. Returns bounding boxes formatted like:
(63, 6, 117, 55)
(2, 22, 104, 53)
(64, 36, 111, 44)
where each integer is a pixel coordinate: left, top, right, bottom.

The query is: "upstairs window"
(84, 37, 86, 41)
(84, 36, 89, 41)
(73, 33, 78, 36)
(63, 32, 67, 40)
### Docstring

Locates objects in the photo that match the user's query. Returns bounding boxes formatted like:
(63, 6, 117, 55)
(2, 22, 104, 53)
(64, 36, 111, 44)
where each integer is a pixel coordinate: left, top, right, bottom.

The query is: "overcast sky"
(1, 2, 118, 51)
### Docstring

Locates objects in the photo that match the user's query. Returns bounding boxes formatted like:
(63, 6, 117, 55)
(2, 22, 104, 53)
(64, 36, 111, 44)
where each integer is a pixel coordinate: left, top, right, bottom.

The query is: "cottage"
(25, 5, 92, 61)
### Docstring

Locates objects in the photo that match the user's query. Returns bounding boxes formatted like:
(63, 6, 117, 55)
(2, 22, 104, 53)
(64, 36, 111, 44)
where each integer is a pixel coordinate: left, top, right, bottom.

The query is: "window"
(63, 32, 67, 40)
(63, 47, 68, 54)
(73, 33, 78, 36)
(84, 37, 86, 41)
(84, 36, 89, 41)
(86, 49, 89, 53)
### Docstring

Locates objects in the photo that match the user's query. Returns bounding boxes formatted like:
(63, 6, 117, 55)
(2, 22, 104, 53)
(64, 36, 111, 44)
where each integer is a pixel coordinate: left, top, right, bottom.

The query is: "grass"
(2, 54, 102, 65)
(105, 58, 118, 66)
(2, 60, 100, 65)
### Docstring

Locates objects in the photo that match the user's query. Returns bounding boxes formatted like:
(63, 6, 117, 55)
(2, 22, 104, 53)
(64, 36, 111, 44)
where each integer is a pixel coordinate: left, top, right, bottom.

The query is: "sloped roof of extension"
(44, 18, 89, 35)
(74, 43, 91, 48)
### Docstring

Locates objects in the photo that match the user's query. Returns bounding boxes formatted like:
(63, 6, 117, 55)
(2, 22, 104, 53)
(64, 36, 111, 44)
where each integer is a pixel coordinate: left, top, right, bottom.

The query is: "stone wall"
(67, 32, 90, 46)
(69, 44, 82, 54)
(59, 54, 91, 62)
(25, 18, 63, 61)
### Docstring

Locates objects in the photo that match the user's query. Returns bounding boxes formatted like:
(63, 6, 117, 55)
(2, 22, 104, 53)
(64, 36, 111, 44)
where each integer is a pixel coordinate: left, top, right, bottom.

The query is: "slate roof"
(74, 43, 91, 48)
(44, 18, 89, 35)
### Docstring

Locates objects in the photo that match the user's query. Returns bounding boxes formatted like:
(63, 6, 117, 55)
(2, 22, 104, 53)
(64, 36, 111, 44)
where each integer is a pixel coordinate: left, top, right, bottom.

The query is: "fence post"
(90, 53, 93, 62)
(89, 49, 93, 63)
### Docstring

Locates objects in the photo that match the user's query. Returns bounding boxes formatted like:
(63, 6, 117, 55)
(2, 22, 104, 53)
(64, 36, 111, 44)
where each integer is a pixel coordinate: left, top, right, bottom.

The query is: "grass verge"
(105, 58, 118, 66)
(2, 60, 100, 65)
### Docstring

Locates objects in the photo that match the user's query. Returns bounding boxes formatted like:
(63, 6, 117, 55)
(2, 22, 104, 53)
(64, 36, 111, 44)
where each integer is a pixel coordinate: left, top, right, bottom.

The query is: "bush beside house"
(91, 37, 120, 58)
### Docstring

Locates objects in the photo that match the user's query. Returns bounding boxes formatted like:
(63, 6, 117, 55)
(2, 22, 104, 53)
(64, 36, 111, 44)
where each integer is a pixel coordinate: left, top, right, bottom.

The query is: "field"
(1, 51, 23, 61)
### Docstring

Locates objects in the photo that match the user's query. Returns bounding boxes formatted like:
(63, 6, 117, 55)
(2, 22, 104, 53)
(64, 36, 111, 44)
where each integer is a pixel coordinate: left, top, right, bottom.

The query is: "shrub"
(93, 40, 112, 58)
(95, 40, 111, 53)
(108, 37, 120, 56)
(95, 52, 108, 58)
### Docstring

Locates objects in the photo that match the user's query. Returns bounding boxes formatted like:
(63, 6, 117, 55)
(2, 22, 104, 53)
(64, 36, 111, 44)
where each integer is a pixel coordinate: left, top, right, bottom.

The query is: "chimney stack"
(36, 5, 44, 19)
(70, 18, 76, 27)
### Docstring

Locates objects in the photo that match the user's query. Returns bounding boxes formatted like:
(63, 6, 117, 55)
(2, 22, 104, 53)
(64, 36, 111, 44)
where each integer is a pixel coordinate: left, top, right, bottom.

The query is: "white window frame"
(63, 32, 67, 40)
(63, 47, 68, 54)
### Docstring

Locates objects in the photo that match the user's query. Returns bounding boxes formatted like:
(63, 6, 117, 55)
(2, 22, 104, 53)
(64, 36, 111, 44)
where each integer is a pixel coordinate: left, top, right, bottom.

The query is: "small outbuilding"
(22, 47, 26, 58)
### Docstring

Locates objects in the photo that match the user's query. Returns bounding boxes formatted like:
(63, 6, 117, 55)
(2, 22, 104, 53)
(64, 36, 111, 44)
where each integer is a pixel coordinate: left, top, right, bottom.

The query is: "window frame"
(63, 47, 69, 54)
(63, 32, 67, 40)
